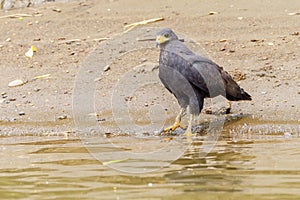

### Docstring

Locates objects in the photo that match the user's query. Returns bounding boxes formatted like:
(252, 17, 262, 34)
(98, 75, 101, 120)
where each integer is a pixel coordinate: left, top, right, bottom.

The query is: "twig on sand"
(123, 17, 164, 33)
(0, 13, 33, 19)
(58, 38, 81, 44)
(93, 37, 110, 42)
(58, 37, 109, 44)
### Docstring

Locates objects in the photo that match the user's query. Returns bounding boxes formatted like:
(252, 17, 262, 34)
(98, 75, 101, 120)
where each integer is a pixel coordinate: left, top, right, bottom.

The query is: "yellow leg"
(164, 108, 186, 132)
(183, 114, 194, 136)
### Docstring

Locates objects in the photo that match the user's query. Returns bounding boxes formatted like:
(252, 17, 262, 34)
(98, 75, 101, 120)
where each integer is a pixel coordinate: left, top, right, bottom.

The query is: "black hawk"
(156, 28, 251, 135)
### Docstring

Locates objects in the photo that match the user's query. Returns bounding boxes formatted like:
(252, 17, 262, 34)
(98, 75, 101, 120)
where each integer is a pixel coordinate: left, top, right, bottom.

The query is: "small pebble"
(58, 115, 67, 120)
(219, 38, 227, 42)
(9, 118, 16, 122)
(141, 58, 147, 62)
(220, 46, 226, 51)
(284, 132, 292, 138)
(103, 65, 111, 72)
(18, 111, 25, 116)
(208, 11, 218, 15)
(94, 77, 102, 82)
(97, 118, 106, 122)
(287, 12, 300, 16)
(52, 8, 62, 13)
(8, 79, 25, 87)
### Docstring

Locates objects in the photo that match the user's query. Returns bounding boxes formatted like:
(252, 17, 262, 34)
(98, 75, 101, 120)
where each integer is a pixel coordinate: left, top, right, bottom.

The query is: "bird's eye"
(164, 33, 170, 38)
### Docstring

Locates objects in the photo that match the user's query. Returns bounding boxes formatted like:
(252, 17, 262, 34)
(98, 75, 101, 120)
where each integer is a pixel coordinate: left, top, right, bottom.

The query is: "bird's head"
(156, 28, 179, 47)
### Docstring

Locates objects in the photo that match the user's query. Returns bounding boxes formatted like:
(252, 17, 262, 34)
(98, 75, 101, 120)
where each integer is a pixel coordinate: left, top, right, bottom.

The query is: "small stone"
(9, 118, 16, 122)
(97, 118, 106, 122)
(58, 115, 67, 120)
(1, 92, 6, 96)
(33, 88, 41, 92)
(208, 11, 218, 15)
(287, 12, 300, 16)
(220, 46, 226, 51)
(5, 38, 11, 42)
(284, 132, 292, 138)
(205, 109, 212, 114)
(18, 111, 25, 116)
(103, 65, 111, 72)
(8, 80, 25, 87)
(52, 8, 62, 13)
(141, 58, 147, 62)
(94, 77, 102, 82)
(144, 103, 149, 107)
(219, 39, 227, 43)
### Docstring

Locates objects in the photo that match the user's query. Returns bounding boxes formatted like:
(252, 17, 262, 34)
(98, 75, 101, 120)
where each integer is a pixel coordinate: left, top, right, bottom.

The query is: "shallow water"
(1, 119, 300, 200)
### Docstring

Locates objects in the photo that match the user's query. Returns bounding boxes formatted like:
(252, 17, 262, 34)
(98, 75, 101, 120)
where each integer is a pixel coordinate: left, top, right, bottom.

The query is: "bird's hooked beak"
(156, 35, 166, 47)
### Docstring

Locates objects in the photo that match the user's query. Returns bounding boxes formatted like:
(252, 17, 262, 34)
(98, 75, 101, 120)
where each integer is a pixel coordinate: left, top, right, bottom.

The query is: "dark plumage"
(156, 28, 251, 135)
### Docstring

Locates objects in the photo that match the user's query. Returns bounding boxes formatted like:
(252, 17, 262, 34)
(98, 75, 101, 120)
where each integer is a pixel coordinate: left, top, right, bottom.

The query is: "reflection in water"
(1, 121, 300, 199)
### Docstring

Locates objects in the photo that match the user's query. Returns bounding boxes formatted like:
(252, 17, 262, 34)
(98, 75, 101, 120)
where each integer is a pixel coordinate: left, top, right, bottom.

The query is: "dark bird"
(156, 28, 251, 135)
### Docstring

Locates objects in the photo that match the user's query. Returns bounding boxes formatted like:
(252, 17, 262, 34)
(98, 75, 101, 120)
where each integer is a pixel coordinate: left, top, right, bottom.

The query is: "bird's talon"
(164, 121, 184, 132)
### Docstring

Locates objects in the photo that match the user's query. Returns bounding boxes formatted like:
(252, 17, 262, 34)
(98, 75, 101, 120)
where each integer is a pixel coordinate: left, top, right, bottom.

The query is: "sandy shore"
(0, 0, 299, 134)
